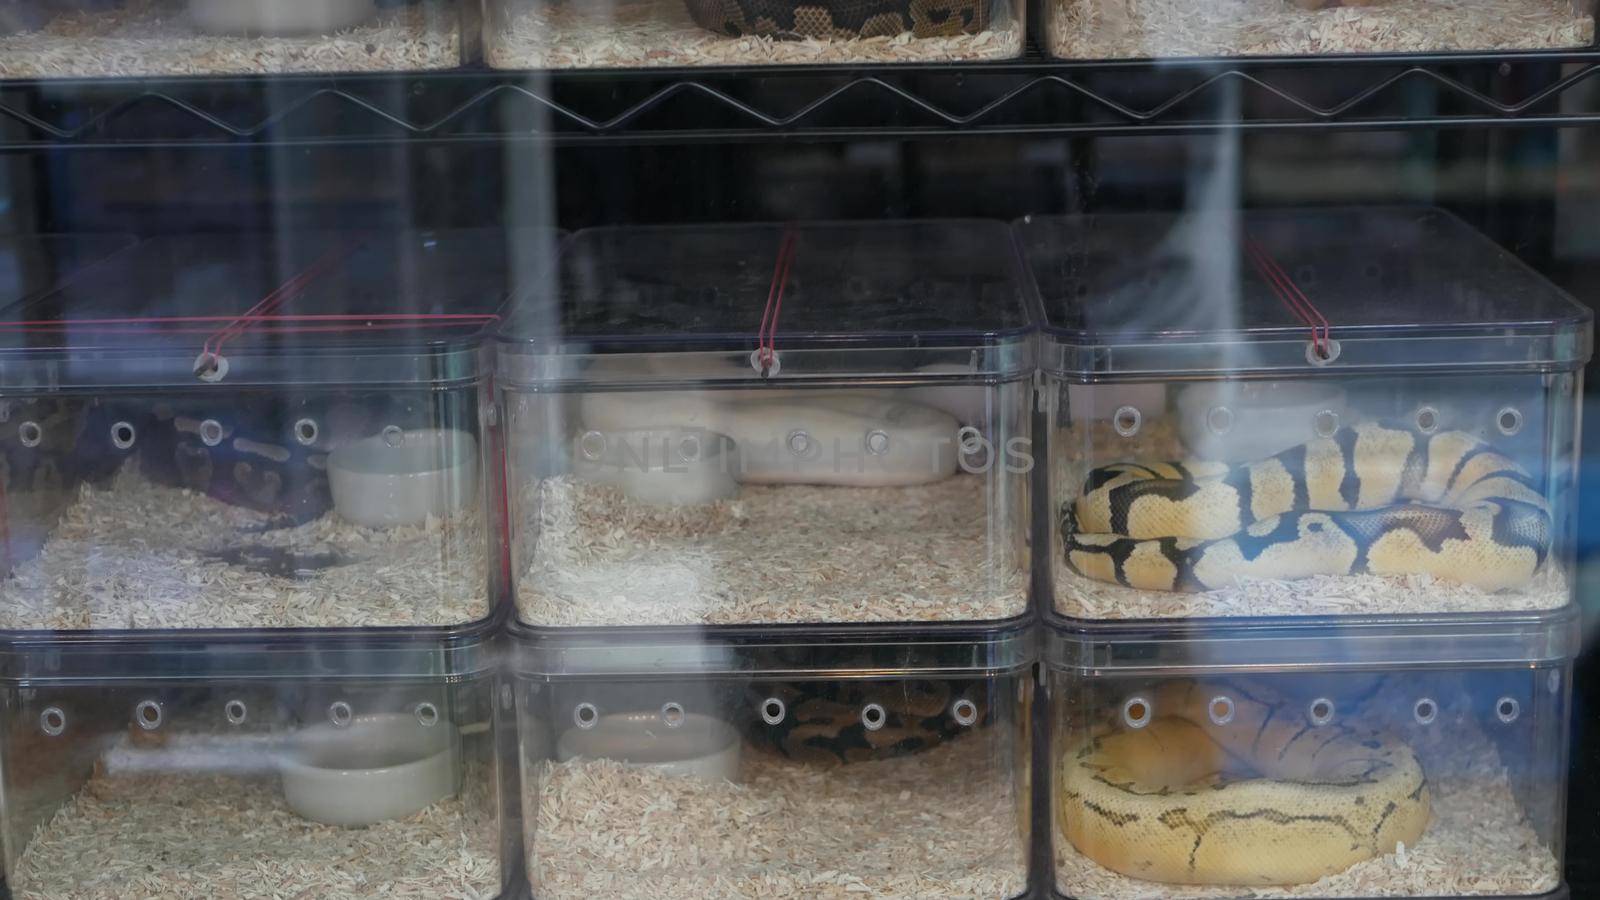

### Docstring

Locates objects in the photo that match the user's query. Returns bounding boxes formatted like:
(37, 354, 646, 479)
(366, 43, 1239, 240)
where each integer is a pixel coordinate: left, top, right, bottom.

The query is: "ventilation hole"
(18, 421, 41, 448)
(1308, 698, 1336, 726)
(573, 702, 599, 729)
(1314, 409, 1340, 438)
(1496, 407, 1523, 436)
(1415, 407, 1439, 434)
(861, 703, 887, 731)
(760, 698, 787, 725)
(1413, 698, 1437, 726)
(382, 425, 405, 447)
(865, 429, 890, 456)
(135, 700, 163, 731)
(224, 699, 248, 725)
(660, 702, 686, 728)
(414, 702, 440, 727)
(958, 426, 985, 455)
(951, 698, 979, 727)
(1496, 697, 1521, 724)
(294, 418, 319, 446)
(1306, 339, 1341, 366)
(1113, 406, 1142, 438)
(1122, 696, 1151, 729)
(1206, 406, 1234, 435)
(328, 701, 353, 728)
(786, 430, 814, 458)
(677, 434, 703, 463)
(1208, 695, 1235, 726)
(40, 706, 65, 736)
(199, 419, 224, 447)
(578, 430, 606, 461)
(110, 421, 136, 450)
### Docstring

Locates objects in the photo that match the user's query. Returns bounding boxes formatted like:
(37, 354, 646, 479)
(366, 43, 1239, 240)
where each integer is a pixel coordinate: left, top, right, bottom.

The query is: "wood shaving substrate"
(8, 739, 499, 900)
(0, 0, 460, 79)
(487, 0, 1021, 68)
(518, 474, 1029, 626)
(1054, 679, 1561, 898)
(1054, 564, 1569, 619)
(1046, 0, 1592, 58)
(0, 466, 489, 630)
(529, 734, 1028, 899)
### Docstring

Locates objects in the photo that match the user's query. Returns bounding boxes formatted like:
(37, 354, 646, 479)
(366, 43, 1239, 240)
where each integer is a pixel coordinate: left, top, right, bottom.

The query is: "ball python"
(1059, 680, 1430, 886)
(1062, 422, 1550, 592)
(681, 0, 992, 39)
(744, 678, 987, 764)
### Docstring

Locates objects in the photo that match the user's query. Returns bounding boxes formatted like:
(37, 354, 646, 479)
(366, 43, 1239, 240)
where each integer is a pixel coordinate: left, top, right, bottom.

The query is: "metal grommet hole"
(861, 703, 887, 731)
(1496, 407, 1523, 436)
(294, 418, 319, 446)
(1113, 406, 1142, 438)
(786, 429, 814, 458)
(1206, 406, 1234, 436)
(1415, 407, 1439, 434)
(382, 425, 405, 447)
(676, 434, 703, 463)
(957, 426, 985, 455)
(224, 699, 248, 725)
(328, 701, 353, 728)
(40, 706, 65, 736)
(1496, 697, 1521, 724)
(1208, 695, 1235, 726)
(573, 702, 599, 729)
(1306, 339, 1342, 366)
(951, 698, 979, 727)
(578, 430, 606, 461)
(660, 702, 686, 728)
(1122, 696, 1151, 729)
(415, 702, 440, 728)
(760, 697, 787, 725)
(193, 351, 228, 382)
(18, 421, 41, 448)
(1413, 698, 1437, 726)
(135, 700, 163, 731)
(110, 421, 137, 450)
(1308, 698, 1336, 726)
(199, 419, 224, 447)
(1314, 409, 1340, 438)
(865, 429, 890, 456)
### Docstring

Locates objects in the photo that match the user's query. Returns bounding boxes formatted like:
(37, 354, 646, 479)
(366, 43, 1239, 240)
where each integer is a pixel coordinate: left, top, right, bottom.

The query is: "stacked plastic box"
(1018, 207, 1590, 899)
(497, 220, 1036, 898)
(0, 230, 515, 899)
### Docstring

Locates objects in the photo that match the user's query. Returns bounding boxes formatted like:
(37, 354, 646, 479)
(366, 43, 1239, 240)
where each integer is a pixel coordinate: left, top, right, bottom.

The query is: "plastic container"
(1019, 207, 1592, 621)
(0, 229, 520, 634)
(0, 0, 471, 78)
(1042, 0, 1594, 59)
(498, 220, 1034, 630)
(514, 626, 1035, 899)
(483, 0, 1024, 69)
(0, 234, 136, 302)
(1046, 607, 1577, 898)
(0, 630, 511, 899)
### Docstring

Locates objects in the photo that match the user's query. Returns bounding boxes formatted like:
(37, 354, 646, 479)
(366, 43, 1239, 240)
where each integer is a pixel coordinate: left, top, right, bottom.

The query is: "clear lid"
(0, 230, 516, 390)
(1046, 604, 1579, 674)
(497, 220, 1033, 387)
(0, 233, 136, 303)
(1020, 207, 1594, 378)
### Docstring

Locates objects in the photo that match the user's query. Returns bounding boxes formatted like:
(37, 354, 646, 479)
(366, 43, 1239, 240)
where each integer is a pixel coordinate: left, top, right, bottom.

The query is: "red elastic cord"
(756, 229, 798, 376)
(1244, 236, 1331, 360)
(199, 243, 358, 365)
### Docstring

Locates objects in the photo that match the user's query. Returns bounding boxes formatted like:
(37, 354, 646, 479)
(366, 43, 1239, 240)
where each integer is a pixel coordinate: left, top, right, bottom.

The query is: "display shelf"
(1, 51, 1599, 148)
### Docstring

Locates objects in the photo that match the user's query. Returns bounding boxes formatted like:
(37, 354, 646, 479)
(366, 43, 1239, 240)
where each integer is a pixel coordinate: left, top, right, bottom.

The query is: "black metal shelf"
(1, 49, 1599, 149)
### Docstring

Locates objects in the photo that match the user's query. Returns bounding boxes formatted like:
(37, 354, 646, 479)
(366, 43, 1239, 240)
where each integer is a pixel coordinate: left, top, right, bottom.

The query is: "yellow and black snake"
(1061, 422, 1550, 592)
(681, 0, 993, 38)
(744, 679, 988, 764)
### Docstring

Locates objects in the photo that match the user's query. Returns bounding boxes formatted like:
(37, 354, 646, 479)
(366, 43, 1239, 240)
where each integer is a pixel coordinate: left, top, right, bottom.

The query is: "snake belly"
(1060, 681, 1430, 886)
(680, 0, 991, 38)
(1062, 422, 1550, 592)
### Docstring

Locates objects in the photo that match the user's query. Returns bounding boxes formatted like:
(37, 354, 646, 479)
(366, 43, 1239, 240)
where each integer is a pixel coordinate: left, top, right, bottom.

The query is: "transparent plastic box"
(0, 0, 471, 78)
(0, 630, 511, 900)
(0, 234, 136, 301)
(0, 231, 509, 634)
(514, 627, 1035, 899)
(1042, 0, 1594, 58)
(1046, 608, 1577, 898)
(499, 220, 1033, 630)
(483, 0, 1024, 69)
(1018, 207, 1592, 621)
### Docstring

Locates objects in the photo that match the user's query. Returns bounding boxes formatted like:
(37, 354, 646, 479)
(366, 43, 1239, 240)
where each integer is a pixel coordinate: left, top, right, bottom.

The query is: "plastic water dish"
(1178, 381, 1349, 464)
(557, 711, 740, 782)
(188, 0, 378, 35)
(280, 713, 460, 827)
(329, 428, 478, 528)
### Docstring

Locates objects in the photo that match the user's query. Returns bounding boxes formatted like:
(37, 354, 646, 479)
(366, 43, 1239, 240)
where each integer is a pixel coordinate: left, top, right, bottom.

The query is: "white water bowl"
(280, 713, 460, 827)
(329, 428, 478, 528)
(557, 711, 740, 782)
(188, 0, 378, 36)
(1178, 381, 1349, 464)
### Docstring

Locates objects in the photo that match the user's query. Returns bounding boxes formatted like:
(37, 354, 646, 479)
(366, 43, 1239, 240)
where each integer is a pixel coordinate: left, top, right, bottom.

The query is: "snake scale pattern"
(681, 0, 992, 38)
(1062, 422, 1550, 592)
(745, 679, 987, 764)
(1060, 680, 1430, 886)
